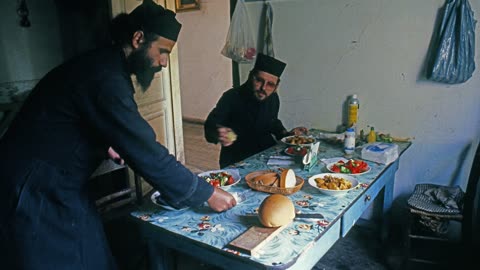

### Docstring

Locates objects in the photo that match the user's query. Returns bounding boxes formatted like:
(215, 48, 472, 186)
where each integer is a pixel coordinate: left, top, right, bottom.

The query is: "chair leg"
(402, 210, 413, 269)
(135, 173, 143, 205)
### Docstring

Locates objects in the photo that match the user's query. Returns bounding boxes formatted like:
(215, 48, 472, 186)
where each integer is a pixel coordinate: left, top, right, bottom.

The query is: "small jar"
(344, 127, 356, 155)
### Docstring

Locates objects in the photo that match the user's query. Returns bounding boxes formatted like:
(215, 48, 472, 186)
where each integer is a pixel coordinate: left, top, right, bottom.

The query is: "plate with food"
(326, 159, 370, 175)
(284, 146, 308, 157)
(316, 131, 344, 145)
(308, 173, 359, 196)
(198, 169, 241, 188)
(281, 135, 316, 147)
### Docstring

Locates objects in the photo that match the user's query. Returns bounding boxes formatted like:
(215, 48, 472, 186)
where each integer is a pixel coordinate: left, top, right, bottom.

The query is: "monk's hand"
(108, 147, 124, 165)
(207, 187, 237, 212)
(217, 127, 237, 147)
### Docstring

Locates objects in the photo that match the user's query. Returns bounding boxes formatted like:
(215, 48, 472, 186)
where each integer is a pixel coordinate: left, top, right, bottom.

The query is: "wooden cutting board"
(226, 223, 290, 256)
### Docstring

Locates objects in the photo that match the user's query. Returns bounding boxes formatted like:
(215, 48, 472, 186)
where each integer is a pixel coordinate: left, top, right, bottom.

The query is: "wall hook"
(17, 0, 31, 27)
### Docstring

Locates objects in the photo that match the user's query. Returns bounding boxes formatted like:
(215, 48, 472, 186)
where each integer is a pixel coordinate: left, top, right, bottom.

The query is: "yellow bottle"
(347, 94, 359, 128)
(368, 127, 377, 143)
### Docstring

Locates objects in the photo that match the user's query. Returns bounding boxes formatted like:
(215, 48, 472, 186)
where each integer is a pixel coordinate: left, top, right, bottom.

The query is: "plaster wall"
(176, 0, 233, 121)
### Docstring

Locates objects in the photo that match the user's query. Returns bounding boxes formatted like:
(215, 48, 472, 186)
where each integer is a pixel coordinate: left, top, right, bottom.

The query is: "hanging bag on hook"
(428, 0, 476, 84)
(221, 0, 257, 63)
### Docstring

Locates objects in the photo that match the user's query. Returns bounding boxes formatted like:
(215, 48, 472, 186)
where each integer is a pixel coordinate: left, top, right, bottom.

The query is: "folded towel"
(423, 186, 464, 210)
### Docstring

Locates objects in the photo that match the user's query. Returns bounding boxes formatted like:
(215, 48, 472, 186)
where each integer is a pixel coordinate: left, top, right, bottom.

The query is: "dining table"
(130, 129, 412, 270)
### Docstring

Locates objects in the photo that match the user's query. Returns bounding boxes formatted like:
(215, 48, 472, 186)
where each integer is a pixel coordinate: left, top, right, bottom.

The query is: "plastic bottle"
(347, 94, 360, 131)
(344, 127, 356, 156)
(367, 127, 377, 143)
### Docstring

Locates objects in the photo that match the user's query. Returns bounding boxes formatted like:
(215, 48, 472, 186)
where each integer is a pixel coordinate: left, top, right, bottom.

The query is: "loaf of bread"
(258, 194, 295, 227)
(253, 172, 279, 186)
(279, 169, 296, 188)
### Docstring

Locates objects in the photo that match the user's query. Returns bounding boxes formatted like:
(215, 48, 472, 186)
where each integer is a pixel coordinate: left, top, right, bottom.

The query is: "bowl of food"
(308, 173, 359, 196)
(198, 169, 241, 188)
(281, 135, 316, 147)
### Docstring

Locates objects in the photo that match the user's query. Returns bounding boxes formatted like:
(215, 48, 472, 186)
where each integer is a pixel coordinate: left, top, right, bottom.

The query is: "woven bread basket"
(245, 170, 304, 195)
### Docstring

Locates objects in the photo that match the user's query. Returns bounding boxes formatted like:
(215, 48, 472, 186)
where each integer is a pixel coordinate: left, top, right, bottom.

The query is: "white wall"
(176, 0, 233, 121)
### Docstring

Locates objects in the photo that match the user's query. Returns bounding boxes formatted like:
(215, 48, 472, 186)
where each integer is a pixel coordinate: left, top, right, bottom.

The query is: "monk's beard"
(128, 46, 162, 91)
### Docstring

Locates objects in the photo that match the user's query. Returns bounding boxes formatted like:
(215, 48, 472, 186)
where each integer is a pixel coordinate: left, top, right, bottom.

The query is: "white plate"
(150, 191, 189, 211)
(308, 173, 359, 196)
(325, 161, 371, 175)
(198, 168, 241, 188)
(281, 135, 316, 147)
(317, 132, 345, 140)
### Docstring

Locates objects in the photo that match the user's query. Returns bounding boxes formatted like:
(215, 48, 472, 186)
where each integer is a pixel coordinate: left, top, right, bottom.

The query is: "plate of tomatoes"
(284, 146, 308, 157)
(326, 159, 370, 175)
(198, 169, 241, 188)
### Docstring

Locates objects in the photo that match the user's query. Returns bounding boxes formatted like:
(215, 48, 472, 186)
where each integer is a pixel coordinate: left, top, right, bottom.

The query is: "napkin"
(267, 155, 296, 166)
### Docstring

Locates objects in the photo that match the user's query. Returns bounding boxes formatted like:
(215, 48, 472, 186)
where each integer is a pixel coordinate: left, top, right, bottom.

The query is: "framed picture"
(175, 0, 200, 12)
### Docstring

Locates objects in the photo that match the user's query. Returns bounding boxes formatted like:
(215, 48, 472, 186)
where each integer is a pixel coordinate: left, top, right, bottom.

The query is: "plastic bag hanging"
(262, 2, 275, 57)
(221, 0, 257, 63)
(428, 0, 476, 84)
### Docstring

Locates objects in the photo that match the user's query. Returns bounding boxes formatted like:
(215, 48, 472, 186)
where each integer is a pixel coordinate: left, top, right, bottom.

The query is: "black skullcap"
(129, 0, 182, 41)
(253, 53, 287, 77)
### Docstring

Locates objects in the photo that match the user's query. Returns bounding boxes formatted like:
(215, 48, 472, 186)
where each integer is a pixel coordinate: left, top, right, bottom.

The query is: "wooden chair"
(89, 160, 144, 220)
(403, 144, 480, 269)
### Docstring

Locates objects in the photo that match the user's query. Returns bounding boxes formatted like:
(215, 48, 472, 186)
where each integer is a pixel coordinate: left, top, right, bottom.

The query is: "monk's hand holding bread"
(217, 126, 237, 147)
(207, 187, 237, 212)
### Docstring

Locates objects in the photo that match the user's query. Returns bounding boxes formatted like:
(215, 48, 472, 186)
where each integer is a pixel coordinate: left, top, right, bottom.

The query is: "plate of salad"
(326, 159, 370, 175)
(198, 169, 241, 188)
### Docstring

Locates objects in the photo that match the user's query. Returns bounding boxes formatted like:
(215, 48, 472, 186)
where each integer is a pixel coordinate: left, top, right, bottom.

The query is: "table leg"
(380, 161, 398, 242)
(146, 241, 176, 270)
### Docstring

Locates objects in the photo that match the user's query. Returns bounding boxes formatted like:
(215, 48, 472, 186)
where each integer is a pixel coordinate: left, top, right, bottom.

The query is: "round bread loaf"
(279, 169, 296, 188)
(258, 194, 295, 227)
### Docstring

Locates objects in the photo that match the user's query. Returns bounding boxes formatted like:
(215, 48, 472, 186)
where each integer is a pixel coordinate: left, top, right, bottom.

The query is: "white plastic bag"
(221, 0, 257, 63)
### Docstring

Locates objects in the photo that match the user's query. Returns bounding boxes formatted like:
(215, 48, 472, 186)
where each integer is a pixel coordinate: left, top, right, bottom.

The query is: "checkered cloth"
(407, 183, 464, 217)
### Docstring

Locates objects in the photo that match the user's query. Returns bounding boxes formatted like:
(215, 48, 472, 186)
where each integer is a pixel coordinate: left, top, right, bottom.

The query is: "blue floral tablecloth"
(131, 130, 411, 268)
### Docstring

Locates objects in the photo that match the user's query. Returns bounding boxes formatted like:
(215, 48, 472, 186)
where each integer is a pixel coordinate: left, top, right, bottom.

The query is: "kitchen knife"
(241, 212, 324, 219)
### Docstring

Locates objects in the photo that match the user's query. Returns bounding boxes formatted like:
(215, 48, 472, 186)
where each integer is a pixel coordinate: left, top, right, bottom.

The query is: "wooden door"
(111, 0, 185, 194)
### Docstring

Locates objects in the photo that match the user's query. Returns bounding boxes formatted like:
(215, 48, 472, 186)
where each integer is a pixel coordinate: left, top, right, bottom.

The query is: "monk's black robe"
(0, 46, 213, 269)
(204, 83, 288, 168)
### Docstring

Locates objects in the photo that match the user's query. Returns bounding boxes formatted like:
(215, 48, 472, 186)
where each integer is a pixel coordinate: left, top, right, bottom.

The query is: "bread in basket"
(245, 169, 304, 195)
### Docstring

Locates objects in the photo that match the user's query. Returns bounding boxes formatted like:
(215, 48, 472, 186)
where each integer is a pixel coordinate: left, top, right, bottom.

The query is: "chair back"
(462, 144, 480, 247)
(89, 160, 143, 218)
